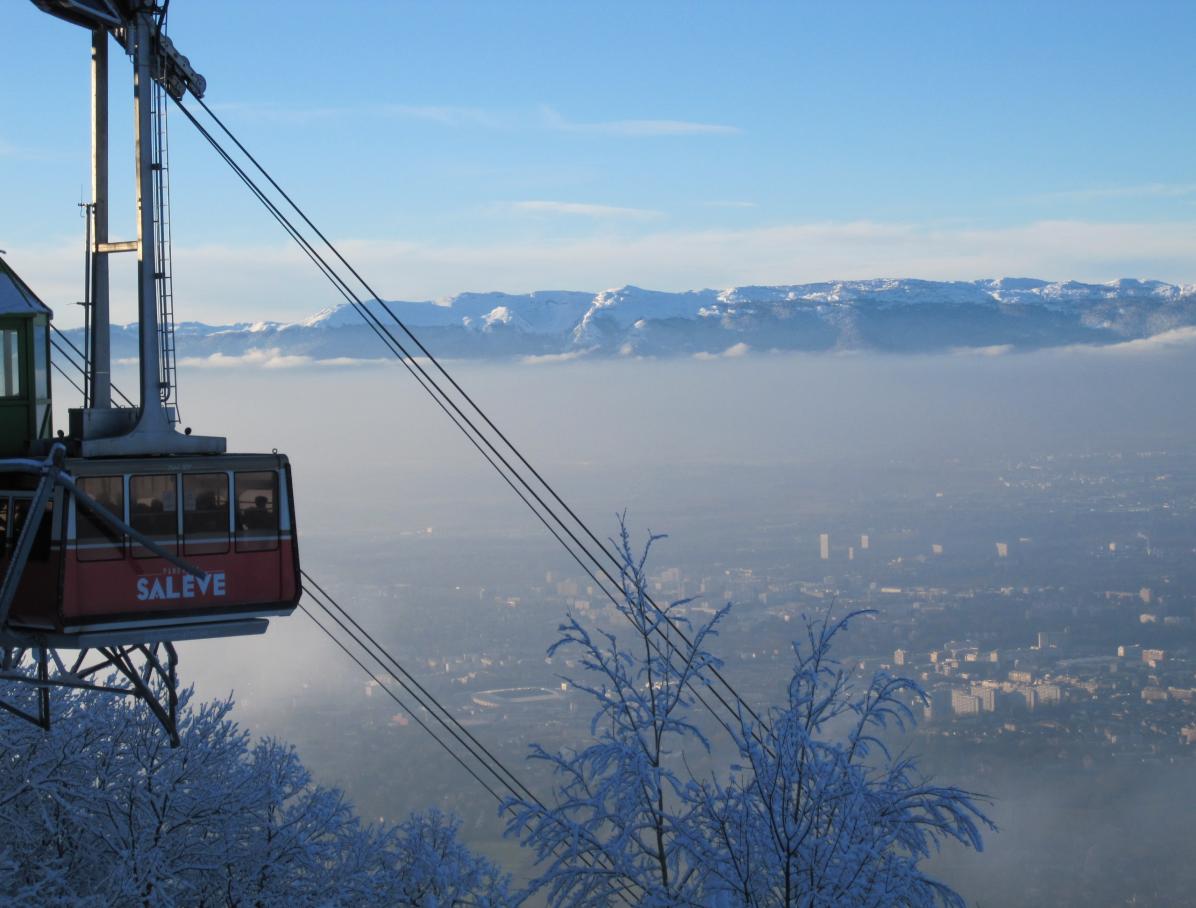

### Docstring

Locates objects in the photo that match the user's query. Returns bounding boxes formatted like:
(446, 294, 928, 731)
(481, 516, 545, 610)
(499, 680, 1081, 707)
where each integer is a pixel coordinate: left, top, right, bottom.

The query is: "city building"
(1036, 684, 1062, 706)
(1142, 648, 1166, 668)
(951, 690, 982, 716)
(971, 684, 999, 712)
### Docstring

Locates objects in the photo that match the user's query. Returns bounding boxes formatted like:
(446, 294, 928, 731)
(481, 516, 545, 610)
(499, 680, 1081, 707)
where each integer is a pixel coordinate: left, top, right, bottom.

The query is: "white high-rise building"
(951, 690, 982, 716)
(860, 534, 870, 550)
(819, 533, 830, 560)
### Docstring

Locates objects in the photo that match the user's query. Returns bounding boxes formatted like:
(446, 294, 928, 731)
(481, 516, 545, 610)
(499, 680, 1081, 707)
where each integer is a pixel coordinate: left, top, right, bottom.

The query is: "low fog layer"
(97, 341, 1195, 538)
(82, 343, 1196, 906)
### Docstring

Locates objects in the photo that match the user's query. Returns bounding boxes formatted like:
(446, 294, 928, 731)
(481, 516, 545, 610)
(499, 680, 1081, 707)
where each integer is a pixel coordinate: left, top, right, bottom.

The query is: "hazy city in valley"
(169, 344, 1196, 906)
(3, 2, 1195, 906)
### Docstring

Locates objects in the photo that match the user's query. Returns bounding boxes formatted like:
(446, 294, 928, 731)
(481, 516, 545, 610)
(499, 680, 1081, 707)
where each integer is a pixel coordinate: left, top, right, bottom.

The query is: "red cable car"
(1, 2, 299, 739)
(0, 450, 299, 640)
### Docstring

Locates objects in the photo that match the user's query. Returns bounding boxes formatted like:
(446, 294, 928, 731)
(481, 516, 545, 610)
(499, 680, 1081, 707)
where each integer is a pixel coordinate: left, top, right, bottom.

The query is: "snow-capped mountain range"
(67, 278, 1196, 363)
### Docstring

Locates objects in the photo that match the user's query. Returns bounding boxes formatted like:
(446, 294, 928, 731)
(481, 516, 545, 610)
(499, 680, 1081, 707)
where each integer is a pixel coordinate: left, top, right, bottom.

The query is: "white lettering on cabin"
(136, 571, 227, 602)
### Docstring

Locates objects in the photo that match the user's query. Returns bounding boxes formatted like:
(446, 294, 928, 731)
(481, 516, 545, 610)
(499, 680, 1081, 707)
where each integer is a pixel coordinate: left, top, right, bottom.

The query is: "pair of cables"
(300, 572, 642, 905)
(172, 94, 769, 751)
(49, 325, 135, 408)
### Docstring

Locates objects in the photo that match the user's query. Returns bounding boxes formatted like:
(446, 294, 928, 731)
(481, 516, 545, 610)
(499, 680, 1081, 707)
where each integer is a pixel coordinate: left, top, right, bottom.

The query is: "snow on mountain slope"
(67, 278, 1196, 364)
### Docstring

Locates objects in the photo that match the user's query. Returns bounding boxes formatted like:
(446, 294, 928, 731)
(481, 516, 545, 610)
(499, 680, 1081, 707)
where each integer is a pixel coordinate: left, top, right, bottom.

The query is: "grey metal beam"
(131, 10, 166, 436)
(90, 26, 111, 409)
(0, 457, 60, 628)
(0, 619, 268, 651)
(94, 240, 137, 254)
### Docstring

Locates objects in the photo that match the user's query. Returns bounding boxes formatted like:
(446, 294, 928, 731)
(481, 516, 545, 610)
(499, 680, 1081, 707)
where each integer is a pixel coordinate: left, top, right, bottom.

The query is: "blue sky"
(2, 1, 1195, 325)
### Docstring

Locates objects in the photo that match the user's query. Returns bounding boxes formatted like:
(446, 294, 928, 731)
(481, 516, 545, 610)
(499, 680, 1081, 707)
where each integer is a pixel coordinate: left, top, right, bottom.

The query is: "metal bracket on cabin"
(0, 641, 181, 745)
(0, 447, 64, 629)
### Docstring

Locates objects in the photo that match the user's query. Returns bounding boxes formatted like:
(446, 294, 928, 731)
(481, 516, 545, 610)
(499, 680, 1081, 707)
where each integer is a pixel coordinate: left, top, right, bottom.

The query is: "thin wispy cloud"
(207, 102, 348, 125)
(1029, 183, 1196, 203)
(520, 350, 592, 365)
(20, 218, 1196, 328)
(209, 101, 738, 136)
(211, 101, 501, 128)
(949, 344, 1015, 357)
(701, 201, 758, 209)
(539, 105, 740, 137)
(379, 104, 503, 128)
(512, 200, 663, 220)
(170, 349, 391, 370)
(695, 342, 751, 361)
(1059, 325, 1196, 355)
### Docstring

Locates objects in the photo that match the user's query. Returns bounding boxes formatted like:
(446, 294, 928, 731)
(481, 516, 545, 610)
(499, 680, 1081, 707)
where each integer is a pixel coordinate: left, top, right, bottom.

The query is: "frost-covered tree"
(503, 524, 728, 907)
(0, 679, 515, 907)
(504, 522, 993, 907)
(692, 610, 993, 907)
(387, 809, 516, 907)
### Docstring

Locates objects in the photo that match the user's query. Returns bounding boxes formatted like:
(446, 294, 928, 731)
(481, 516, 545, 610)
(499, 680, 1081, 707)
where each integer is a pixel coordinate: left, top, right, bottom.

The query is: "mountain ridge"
(67, 278, 1196, 363)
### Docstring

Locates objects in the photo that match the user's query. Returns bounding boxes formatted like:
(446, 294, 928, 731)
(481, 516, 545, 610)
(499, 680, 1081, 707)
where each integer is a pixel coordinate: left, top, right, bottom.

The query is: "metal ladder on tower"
(151, 77, 179, 424)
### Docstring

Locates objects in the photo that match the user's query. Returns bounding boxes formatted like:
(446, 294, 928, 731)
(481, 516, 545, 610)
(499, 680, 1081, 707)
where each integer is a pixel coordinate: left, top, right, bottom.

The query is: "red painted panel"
(61, 537, 298, 622)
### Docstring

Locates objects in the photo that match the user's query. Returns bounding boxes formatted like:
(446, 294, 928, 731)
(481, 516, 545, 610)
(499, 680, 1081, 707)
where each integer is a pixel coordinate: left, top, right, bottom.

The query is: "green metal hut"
(0, 256, 53, 457)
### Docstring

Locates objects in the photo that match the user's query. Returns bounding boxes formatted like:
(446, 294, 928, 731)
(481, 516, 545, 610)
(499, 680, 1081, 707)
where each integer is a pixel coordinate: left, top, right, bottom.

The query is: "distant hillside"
(63, 278, 1196, 363)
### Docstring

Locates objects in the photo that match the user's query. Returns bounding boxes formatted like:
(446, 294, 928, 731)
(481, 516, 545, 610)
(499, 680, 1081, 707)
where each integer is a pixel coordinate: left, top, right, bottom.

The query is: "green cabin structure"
(0, 256, 53, 458)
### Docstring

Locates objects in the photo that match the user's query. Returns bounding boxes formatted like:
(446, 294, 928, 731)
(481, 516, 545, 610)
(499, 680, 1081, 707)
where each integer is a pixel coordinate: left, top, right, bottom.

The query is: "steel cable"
(176, 97, 766, 750)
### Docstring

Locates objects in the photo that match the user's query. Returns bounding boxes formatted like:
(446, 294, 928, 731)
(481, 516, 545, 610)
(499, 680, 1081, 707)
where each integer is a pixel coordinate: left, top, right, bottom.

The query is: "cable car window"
(1, 328, 22, 398)
(10, 496, 54, 562)
(0, 497, 8, 559)
(130, 474, 178, 557)
(33, 322, 48, 401)
(235, 471, 278, 552)
(34, 499, 54, 561)
(184, 472, 230, 555)
(76, 476, 125, 562)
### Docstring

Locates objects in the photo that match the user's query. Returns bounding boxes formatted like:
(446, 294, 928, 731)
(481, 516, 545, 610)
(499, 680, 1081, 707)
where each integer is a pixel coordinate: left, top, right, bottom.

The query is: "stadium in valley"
(470, 687, 567, 710)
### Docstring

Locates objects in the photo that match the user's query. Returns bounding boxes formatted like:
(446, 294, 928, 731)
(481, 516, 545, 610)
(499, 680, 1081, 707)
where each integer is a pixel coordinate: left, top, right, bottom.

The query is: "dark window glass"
(235, 471, 278, 552)
(33, 499, 53, 561)
(0, 497, 8, 559)
(77, 476, 125, 562)
(33, 322, 48, 401)
(10, 496, 54, 562)
(1, 328, 22, 398)
(184, 472, 230, 555)
(129, 474, 178, 557)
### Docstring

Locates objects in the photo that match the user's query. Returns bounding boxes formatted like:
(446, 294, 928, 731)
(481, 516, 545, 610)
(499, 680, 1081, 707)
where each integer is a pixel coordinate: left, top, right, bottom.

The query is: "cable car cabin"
(0, 454, 299, 637)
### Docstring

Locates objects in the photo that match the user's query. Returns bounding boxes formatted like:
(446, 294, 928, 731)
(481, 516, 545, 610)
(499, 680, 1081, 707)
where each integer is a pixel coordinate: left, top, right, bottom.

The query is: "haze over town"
(156, 339, 1196, 906)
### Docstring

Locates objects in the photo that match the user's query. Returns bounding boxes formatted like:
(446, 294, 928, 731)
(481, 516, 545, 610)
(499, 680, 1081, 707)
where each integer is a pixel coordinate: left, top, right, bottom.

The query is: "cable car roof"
(0, 256, 53, 318)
